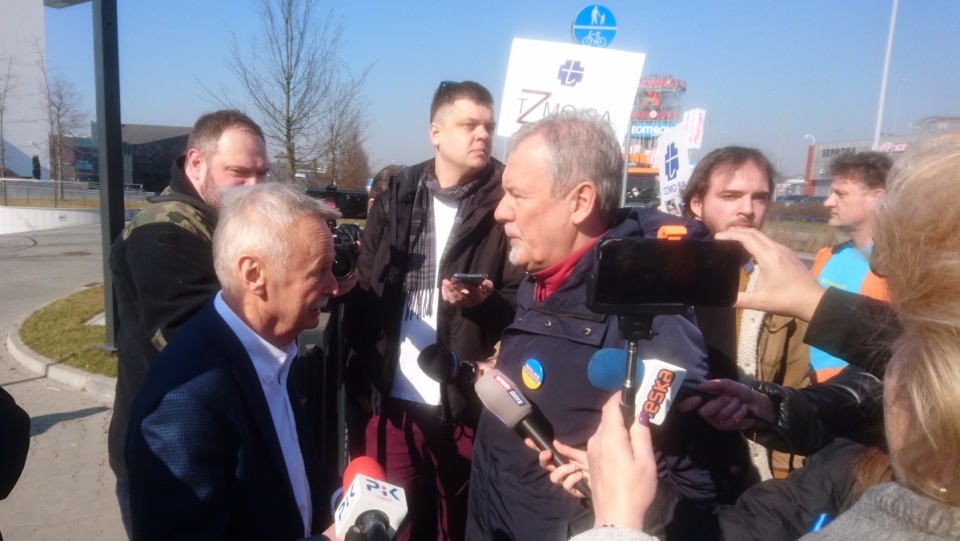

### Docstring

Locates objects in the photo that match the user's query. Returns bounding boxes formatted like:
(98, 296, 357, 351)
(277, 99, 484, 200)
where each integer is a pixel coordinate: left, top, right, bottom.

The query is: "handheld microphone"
(334, 457, 408, 541)
(475, 369, 592, 500)
(418, 343, 478, 385)
(417, 344, 455, 427)
(587, 348, 708, 426)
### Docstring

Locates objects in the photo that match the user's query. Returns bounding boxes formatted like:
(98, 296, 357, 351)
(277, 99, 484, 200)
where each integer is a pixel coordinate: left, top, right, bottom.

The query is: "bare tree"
(46, 74, 87, 183)
(313, 86, 370, 189)
(33, 41, 87, 186)
(320, 114, 370, 190)
(228, 0, 369, 184)
(0, 56, 20, 177)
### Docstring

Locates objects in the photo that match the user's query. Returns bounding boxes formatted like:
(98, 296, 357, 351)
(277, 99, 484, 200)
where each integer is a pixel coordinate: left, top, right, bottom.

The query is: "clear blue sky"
(44, 0, 960, 176)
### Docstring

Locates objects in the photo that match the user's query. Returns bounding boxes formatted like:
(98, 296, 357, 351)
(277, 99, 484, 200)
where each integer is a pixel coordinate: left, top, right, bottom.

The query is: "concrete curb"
(6, 318, 116, 403)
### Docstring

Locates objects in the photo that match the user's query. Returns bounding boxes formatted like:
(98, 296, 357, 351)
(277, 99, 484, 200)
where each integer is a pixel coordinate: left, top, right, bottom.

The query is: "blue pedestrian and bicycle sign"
(571, 5, 617, 48)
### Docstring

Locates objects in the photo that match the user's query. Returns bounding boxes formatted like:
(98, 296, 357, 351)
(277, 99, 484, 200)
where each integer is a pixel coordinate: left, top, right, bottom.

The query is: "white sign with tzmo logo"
(653, 124, 693, 214)
(498, 38, 646, 144)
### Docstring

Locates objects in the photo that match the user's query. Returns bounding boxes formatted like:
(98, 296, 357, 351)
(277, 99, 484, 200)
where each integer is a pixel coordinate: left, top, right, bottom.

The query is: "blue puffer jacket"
(466, 208, 753, 541)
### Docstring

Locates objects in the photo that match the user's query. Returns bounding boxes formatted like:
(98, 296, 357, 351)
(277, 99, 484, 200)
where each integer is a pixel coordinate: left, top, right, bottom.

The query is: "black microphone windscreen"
(417, 343, 455, 383)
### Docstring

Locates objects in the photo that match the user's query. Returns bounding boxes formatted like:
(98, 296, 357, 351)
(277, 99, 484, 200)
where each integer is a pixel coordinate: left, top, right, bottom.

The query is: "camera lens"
(332, 245, 355, 280)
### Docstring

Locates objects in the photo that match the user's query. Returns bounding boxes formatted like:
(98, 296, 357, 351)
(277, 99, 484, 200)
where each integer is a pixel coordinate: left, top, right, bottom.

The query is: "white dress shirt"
(214, 292, 313, 535)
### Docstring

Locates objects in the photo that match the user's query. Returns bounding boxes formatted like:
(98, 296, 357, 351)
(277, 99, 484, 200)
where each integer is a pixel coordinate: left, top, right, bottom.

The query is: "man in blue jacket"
(465, 111, 750, 540)
(125, 184, 342, 540)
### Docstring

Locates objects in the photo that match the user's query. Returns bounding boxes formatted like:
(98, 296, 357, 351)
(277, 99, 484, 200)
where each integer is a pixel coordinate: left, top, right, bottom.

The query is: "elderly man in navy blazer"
(126, 183, 342, 540)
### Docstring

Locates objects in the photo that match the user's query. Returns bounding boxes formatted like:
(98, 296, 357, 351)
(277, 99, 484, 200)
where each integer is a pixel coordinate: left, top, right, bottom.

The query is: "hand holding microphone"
(675, 379, 777, 431)
(586, 392, 658, 532)
(475, 369, 593, 501)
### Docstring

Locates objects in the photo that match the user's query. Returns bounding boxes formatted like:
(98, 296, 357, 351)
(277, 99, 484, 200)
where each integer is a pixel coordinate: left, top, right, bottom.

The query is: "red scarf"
(531, 237, 602, 303)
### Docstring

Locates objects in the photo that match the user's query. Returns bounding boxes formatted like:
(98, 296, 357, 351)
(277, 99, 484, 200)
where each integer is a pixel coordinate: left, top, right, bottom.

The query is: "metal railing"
(0, 178, 149, 209)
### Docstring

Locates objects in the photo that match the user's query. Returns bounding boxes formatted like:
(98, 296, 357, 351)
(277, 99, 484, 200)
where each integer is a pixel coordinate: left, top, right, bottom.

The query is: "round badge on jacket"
(522, 359, 544, 390)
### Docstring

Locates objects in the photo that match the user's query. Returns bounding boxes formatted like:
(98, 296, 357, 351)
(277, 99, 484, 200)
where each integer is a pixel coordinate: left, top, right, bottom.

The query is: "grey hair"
(213, 183, 340, 295)
(509, 110, 623, 225)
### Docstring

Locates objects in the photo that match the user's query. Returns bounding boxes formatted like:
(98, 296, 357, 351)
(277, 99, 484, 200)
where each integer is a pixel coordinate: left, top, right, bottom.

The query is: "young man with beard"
(682, 146, 810, 479)
(344, 81, 523, 541)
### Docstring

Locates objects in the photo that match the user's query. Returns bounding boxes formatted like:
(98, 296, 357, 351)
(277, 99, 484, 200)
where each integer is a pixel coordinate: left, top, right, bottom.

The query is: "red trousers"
(365, 398, 474, 541)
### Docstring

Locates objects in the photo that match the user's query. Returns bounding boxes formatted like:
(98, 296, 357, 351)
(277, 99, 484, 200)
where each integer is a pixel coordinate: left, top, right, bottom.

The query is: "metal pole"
(777, 112, 787, 172)
(872, 0, 899, 150)
(894, 78, 905, 136)
(93, 0, 124, 347)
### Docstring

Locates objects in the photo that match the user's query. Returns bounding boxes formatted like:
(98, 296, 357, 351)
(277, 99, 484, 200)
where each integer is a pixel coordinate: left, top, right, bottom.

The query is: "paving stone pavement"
(0, 224, 125, 541)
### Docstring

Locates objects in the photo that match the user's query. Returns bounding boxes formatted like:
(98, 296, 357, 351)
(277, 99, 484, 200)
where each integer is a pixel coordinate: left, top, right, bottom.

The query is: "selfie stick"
(618, 225, 689, 429)
(620, 339, 640, 429)
(616, 315, 661, 428)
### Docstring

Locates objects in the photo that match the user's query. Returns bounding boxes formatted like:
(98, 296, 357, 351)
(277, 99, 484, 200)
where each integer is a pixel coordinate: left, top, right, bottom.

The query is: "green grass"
(20, 285, 117, 378)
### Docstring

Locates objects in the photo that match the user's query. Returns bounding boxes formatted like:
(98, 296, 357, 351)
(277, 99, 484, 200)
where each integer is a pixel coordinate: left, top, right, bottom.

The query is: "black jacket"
(718, 438, 869, 541)
(716, 288, 898, 540)
(108, 158, 220, 478)
(751, 288, 895, 455)
(753, 365, 885, 457)
(0, 387, 29, 501)
(127, 301, 339, 540)
(344, 159, 524, 423)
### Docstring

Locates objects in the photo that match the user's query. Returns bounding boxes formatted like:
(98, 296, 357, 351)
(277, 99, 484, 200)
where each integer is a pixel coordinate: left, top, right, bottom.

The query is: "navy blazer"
(126, 300, 338, 541)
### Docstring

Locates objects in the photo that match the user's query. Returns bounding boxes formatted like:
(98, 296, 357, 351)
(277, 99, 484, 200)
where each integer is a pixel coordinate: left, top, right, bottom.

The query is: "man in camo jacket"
(107, 109, 270, 538)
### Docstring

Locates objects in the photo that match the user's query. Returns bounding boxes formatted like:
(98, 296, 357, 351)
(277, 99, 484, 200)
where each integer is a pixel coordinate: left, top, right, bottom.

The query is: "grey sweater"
(801, 482, 960, 540)
(570, 483, 960, 541)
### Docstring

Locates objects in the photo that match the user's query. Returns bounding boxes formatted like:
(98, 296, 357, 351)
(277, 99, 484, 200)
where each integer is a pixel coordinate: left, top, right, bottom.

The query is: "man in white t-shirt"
(344, 81, 523, 541)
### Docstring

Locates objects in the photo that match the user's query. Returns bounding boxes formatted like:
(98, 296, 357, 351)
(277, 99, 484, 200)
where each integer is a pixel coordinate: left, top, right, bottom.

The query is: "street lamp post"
(777, 111, 787, 172)
(872, 0, 900, 150)
(894, 78, 906, 136)
(45, 0, 123, 347)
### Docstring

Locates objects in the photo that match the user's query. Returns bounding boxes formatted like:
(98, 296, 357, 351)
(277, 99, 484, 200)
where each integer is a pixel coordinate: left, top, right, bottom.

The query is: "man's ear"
(569, 181, 599, 226)
(185, 148, 204, 183)
(429, 121, 442, 148)
(238, 255, 267, 297)
(689, 194, 704, 221)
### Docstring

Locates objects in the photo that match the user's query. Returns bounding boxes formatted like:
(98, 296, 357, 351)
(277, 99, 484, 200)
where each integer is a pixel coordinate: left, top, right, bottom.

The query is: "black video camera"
(330, 222, 362, 280)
